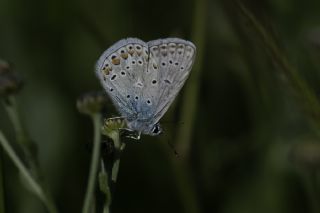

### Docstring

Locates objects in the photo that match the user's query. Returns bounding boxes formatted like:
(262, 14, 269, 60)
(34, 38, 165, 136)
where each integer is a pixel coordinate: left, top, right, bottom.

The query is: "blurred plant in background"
(1, 0, 320, 212)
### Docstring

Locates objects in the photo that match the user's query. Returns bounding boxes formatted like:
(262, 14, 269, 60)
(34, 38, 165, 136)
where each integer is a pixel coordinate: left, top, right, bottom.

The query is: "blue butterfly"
(96, 38, 196, 137)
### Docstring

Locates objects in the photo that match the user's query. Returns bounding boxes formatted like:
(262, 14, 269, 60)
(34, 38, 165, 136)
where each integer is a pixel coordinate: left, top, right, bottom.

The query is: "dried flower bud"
(77, 91, 108, 115)
(0, 60, 10, 74)
(101, 117, 126, 136)
(289, 142, 320, 169)
(0, 60, 23, 97)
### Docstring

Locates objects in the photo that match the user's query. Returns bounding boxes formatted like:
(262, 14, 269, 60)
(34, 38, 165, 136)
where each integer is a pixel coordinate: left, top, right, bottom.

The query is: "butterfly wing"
(95, 38, 150, 120)
(144, 38, 196, 124)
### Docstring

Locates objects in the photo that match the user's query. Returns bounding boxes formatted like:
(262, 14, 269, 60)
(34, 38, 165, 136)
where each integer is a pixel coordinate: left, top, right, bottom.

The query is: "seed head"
(77, 91, 108, 115)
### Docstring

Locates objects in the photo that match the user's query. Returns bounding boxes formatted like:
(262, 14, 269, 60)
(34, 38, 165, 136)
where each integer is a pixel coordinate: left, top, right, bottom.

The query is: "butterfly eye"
(152, 80, 157, 85)
(138, 60, 143, 65)
(120, 71, 126, 76)
(151, 124, 162, 135)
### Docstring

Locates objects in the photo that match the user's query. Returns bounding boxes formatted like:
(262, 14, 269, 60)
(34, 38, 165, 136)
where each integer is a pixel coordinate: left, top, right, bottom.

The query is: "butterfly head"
(149, 123, 163, 136)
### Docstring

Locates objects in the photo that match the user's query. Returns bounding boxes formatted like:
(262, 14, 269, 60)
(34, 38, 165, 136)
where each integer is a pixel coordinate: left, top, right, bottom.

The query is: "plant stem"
(2, 97, 39, 177)
(0, 131, 57, 213)
(305, 170, 320, 213)
(101, 124, 125, 213)
(0, 148, 5, 213)
(176, 0, 207, 158)
(99, 160, 111, 213)
(82, 113, 102, 213)
(3, 97, 25, 143)
(109, 130, 122, 183)
(236, 1, 320, 123)
(2, 97, 58, 212)
(173, 0, 206, 212)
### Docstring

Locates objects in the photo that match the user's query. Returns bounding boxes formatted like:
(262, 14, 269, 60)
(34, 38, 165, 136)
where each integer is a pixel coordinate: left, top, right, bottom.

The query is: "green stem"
(100, 160, 111, 213)
(3, 97, 26, 142)
(236, 1, 320, 123)
(176, 0, 206, 158)
(306, 170, 320, 213)
(0, 131, 57, 213)
(101, 127, 125, 213)
(0, 148, 5, 213)
(109, 130, 122, 183)
(82, 113, 102, 213)
(2, 97, 58, 213)
(103, 206, 110, 213)
(173, 0, 206, 212)
(2, 97, 39, 177)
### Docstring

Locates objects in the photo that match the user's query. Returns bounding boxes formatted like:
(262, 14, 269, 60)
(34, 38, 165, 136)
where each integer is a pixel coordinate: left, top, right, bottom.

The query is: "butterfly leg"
(106, 116, 126, 121)
(119, 128, 141, 140)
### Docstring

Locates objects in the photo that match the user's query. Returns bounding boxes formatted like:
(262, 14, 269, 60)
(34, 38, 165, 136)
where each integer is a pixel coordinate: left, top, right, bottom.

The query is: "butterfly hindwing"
(95, 38, 150, 120)
(145, 38, 196, 124)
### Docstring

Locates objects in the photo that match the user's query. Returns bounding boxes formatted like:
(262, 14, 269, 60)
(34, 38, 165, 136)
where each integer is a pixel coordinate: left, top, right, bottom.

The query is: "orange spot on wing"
(112, 58, 120, 65)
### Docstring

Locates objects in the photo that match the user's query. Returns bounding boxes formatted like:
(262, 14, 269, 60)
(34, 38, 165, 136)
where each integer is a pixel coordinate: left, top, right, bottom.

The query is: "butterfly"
(95, 38, 196, 138)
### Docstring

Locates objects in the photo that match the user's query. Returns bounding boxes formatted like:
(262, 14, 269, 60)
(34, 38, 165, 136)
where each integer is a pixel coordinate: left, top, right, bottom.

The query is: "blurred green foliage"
(1, 0, 320, 212)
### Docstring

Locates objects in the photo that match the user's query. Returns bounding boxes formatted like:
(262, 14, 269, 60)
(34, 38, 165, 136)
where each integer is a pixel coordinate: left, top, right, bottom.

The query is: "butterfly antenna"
(161, 120, 185, 126)
(167, 138, 180, 158)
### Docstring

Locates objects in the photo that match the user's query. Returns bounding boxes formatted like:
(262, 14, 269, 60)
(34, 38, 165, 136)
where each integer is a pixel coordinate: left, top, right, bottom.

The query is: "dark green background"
(1, 0, 320, 212)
